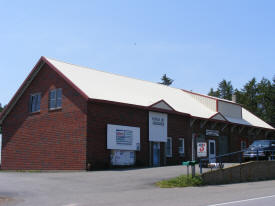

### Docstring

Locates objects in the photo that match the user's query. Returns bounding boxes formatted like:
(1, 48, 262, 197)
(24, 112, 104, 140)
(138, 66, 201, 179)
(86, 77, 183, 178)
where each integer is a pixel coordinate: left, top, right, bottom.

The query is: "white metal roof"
(43, 57, 274, 130)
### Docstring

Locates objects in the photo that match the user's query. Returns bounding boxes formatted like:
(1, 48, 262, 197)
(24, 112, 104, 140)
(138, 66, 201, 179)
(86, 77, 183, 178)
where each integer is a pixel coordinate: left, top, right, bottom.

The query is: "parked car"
(243, 140, 275, 160)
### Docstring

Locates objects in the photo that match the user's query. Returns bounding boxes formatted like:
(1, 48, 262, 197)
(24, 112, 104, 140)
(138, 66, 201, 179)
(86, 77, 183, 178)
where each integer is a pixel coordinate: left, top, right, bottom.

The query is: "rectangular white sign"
(197, 142, 207, 157)
(107, 124, 140, 151)
(110, 150, 135, 166)
(149, 111, 167, 142)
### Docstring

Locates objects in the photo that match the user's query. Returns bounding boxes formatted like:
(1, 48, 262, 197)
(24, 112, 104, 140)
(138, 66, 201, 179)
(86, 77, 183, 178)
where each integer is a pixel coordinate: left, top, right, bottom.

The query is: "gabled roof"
(0, 56, 274, 131)
(46, 57, 215, 119)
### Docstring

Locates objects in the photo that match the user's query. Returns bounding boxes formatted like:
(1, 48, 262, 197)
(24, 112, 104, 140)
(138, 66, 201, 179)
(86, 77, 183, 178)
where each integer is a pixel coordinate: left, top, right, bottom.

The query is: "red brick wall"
(166, 114, 192, 165)
(86, 101, 192, 169)
(87, 102, 149, 169)
(1, 63, 87, 170)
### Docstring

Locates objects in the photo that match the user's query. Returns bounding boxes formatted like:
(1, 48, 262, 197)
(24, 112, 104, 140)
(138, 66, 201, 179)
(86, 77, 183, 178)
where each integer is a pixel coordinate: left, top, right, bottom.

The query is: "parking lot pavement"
(208, 195, 275, 206)
(0, 165, 274, 206)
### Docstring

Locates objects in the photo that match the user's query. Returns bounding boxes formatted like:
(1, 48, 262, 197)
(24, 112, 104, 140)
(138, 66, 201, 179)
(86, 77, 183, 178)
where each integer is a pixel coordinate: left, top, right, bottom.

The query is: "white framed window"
(166, 137, 172, 157)
(179, 138, 185, 156)
(49, 88, 62, 110)
(241, 140, 247, 150)
(29, 93, 41, 113)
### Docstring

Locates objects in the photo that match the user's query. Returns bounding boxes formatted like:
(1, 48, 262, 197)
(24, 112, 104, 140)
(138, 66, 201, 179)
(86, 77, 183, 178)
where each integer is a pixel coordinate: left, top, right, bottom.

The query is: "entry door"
(153, 142, 160, 167)
(209, 140, 216, 163)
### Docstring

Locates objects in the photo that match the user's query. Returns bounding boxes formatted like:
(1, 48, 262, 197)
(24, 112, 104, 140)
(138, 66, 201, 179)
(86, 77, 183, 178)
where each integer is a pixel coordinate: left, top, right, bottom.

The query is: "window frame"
(49, 88, 62, 110)
(179, 138, 185, 156)
(166, 137, 172, 157)
(29, 93, 41, 113)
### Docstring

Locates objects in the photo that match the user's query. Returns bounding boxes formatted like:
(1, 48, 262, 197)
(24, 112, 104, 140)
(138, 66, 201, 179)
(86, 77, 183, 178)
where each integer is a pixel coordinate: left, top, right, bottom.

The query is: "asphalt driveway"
(0, 165, 275, 206)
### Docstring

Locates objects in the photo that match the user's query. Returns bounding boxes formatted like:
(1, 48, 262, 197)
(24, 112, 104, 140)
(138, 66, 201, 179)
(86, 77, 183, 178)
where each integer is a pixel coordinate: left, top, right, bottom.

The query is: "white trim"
(151, 101, 173, 110)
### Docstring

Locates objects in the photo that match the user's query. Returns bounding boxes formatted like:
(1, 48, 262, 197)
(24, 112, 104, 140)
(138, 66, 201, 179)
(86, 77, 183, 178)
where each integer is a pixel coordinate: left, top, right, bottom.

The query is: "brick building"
(0, 57, 274, 170)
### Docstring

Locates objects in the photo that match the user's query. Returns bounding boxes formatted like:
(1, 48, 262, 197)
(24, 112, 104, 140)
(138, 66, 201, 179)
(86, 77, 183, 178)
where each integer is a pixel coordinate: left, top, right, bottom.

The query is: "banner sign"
(149, 112, 167, 142)
(107, 124, 140, 151)
(206, 129, 219, 137)
(197, 142, 207, 157)
(110, 150, 135, 166)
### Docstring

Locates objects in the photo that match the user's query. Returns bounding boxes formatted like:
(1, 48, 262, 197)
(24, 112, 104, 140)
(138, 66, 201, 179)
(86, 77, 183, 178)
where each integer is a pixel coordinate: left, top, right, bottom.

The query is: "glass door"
(153, 142, 160, 166)
(209, 140, 216, 163)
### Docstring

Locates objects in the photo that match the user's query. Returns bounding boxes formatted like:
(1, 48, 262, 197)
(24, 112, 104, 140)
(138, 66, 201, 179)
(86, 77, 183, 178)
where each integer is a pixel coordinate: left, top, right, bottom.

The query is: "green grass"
(156, 175, 204, 188)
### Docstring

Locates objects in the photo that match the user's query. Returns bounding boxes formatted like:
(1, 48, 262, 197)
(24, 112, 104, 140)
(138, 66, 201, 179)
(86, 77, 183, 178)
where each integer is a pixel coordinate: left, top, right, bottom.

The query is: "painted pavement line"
(208, 194, 275, 206)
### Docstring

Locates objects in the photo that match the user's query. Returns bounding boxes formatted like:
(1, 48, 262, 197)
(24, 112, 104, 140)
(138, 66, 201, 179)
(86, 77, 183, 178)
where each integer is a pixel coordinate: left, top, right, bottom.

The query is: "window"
(166, 137, 172, 157)
(241, 140, 247, 150)
(179, 138, 185, 156)
(29, 93, 41, 113)
(49, 88, 62, 109)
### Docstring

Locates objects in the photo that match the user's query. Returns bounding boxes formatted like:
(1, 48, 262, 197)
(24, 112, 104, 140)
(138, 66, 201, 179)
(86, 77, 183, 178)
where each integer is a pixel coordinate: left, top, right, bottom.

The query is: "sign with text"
(206, 129, 219, 137)
(116, 129, 133, 145)
(197, 142, 207, 157)
(107, 124, 140, 151)
(149, 111, 167, 142)
(110, 150, 135, 166)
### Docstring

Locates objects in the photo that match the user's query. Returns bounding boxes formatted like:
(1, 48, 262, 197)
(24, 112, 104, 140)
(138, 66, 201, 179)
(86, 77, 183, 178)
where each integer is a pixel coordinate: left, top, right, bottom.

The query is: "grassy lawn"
(156, 175, 204, 188)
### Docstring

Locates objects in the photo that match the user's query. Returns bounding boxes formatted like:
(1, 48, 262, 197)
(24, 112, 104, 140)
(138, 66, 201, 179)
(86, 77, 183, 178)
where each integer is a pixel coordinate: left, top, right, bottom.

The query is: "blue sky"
(0, 0, 275, 106)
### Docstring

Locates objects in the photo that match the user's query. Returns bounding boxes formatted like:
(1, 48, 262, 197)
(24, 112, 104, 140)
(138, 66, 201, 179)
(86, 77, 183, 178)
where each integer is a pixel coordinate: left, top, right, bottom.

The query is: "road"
(0, 165, 274, 206)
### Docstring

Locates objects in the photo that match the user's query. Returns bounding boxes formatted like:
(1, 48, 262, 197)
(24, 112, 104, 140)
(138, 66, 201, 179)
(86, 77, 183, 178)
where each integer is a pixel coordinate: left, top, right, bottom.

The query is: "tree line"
(159, 74, 275, 128)
(208, 76, 275, 127)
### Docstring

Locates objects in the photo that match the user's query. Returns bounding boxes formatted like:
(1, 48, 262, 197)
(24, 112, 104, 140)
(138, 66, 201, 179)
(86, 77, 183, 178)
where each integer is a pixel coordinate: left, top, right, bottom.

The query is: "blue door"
(153, 142, 160, 166)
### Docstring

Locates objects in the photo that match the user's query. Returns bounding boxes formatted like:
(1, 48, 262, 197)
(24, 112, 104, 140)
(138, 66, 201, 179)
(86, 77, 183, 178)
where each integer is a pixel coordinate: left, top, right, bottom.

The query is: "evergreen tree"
(208, 79, 233, 100)
(208, 88, 220, 97)
(159, 74, 173, 86)
(256, 78, 272, 122)
(210, 76, 275, 128)
(238, 78, 258, 113)
(218, 80, 233, 100)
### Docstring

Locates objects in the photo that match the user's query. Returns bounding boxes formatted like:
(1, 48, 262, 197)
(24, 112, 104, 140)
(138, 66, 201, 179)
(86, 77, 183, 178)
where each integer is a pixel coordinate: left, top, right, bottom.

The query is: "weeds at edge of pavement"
(156, 175, 204, 188)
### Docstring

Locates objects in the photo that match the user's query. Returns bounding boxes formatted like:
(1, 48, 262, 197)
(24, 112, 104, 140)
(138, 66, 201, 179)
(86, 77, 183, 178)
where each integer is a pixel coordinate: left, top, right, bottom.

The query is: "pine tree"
(217, 80, 233, 100)
(208, 79, 233, 100)
(159, 74, 174, 86)
(208, 88, 220, 97)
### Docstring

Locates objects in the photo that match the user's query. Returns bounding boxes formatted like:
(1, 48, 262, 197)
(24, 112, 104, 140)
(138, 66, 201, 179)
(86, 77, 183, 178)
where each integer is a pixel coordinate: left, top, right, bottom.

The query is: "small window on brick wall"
(29, 93, 41, 113)
(179, 138, 185, 156)
(166, 137, 172, 157)
(49, 88, 62, 110)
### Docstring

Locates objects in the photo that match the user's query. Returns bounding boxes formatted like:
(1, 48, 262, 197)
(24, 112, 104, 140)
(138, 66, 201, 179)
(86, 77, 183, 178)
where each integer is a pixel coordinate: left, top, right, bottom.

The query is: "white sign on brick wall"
(149, 111, 167, 142)
(197, 142, 207, 157)
(107, 124, 140, 151)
